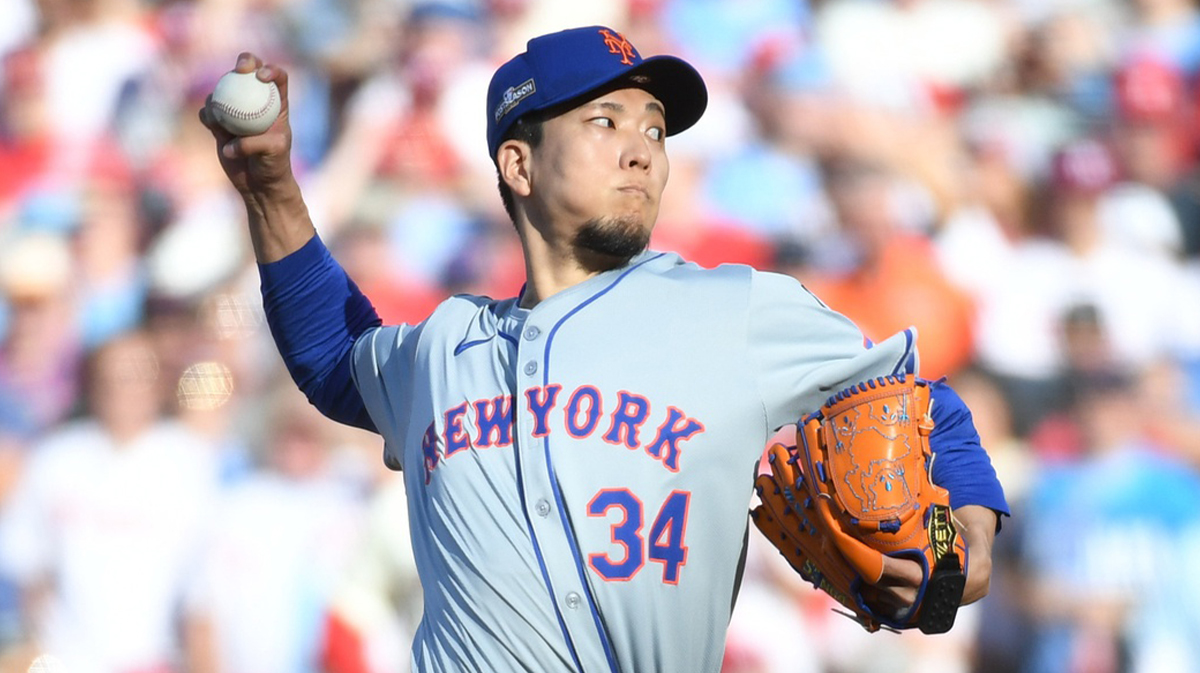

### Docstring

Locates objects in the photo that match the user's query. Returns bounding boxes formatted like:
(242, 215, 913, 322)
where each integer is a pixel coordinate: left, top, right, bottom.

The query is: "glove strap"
(916, 503, 966, 634)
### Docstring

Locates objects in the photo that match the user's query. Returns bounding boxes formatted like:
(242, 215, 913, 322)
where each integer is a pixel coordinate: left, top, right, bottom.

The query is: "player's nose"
(619, 129, 652, 172)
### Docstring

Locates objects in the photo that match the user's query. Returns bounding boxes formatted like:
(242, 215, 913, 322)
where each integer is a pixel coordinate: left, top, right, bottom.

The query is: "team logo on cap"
(495, 78, 536, 122)
(599, 29, 637, 65)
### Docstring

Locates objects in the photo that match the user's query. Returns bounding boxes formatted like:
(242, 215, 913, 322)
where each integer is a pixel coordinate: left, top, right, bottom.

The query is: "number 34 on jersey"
(420, 383, 706, 587)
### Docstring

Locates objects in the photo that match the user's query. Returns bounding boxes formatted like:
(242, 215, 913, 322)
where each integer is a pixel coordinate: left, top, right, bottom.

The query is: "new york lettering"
(421, 385, 705, 482)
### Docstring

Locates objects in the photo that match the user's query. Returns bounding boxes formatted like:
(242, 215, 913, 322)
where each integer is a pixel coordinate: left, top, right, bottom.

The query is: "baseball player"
(200, 26, 1009, 673)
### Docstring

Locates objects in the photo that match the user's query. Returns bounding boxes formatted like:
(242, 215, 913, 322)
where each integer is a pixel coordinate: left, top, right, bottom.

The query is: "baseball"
(208, 70, 281, 136)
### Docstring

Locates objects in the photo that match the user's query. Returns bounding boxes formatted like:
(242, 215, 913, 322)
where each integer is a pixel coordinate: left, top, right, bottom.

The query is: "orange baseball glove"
(751, 375, 967, 634)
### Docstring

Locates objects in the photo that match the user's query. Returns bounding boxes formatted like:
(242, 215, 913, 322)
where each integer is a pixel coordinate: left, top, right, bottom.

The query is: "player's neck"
(518, 248, 600, 308)
(517, 227, 611, 308)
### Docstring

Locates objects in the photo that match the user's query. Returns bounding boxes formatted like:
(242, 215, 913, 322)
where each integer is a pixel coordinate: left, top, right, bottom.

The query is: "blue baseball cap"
(486, 26, 708, 161)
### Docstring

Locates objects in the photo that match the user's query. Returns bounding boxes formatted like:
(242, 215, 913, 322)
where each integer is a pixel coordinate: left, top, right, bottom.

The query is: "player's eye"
(646, 126, 664, 142)
(590, 117, 615, 129)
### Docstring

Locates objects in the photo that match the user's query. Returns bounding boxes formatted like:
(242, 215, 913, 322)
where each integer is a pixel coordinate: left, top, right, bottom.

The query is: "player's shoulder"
(402, 292, 514, 323)
(641, 250, 762, 284)
(363, 293, 507, 333)
(643, 250, 809, 297)
(356, 292, 520, 357)
(409, 293, 522, 338)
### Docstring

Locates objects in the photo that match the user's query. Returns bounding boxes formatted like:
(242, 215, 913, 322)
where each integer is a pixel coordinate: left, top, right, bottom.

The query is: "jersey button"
(535, 499, 551, 517)
(565, 592, 581, 610)
(523, 325, 540, 340)
(523, 361, 538, 376)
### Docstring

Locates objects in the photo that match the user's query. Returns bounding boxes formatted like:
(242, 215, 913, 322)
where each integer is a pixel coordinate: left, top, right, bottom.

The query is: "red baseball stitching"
(214, 82, 279, 121)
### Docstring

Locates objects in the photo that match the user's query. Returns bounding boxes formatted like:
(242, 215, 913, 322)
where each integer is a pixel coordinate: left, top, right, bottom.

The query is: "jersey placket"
(512, 307, 617, 673)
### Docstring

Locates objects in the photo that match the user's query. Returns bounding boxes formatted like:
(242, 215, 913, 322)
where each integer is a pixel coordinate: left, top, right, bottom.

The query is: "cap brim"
(607, 56, 708, 137)
(541, 55, 708, 138)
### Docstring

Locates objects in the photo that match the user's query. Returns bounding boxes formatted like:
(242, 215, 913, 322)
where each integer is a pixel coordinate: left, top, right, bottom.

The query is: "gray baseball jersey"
(351, 250, 918, 673)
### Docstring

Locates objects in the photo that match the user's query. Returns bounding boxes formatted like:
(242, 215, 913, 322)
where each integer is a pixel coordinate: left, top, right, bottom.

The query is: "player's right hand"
(866, 554, 924, 616)
(198, 52, 294, 199)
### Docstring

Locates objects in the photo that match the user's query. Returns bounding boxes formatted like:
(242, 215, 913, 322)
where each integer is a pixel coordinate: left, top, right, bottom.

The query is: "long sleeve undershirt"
(258, 234, 379, 432)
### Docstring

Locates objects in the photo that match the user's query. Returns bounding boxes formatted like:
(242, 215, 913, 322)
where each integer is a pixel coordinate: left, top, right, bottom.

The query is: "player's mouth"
(617, 185, 650, 199)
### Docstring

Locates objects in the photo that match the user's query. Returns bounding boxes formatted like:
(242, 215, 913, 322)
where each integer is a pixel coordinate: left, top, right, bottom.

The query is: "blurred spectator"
(0, 48, 56, 219)
(651, 137, 774, 270)
(321, 471, 421, 673)
(813, 0, 1007, 114)
(329, 222, 446, 326)
(1023, 302, 1119, 462)
(0, 232, 79, 646)
(1099, 56, 1190, 260)
(142, 284, 262, 487)
(949, 367, 1036, 673)
(953, 137, 1197, 434)
(1138, 356, 1200, 469)
(791, 157, 976, 380)
(659, 0, 810, 79)
(0, 232, 81, 439)
(185, 383, 366, 673)
(1048, 139, 1198, 372)
(954, 143, 1089, 434)
(1115, 0, 1200, 77)
(1124, 53, 1200, 259)
(33, 0, 159, 178)
(307, 3, 490, 289)
(701, 39, 836, 246)
(0, 330, 220, 673)
(71, 153, 150, 349)
(1018, 368, 1200, 673)
(721, 521, 819, 673)
(140, 96, 250, 306)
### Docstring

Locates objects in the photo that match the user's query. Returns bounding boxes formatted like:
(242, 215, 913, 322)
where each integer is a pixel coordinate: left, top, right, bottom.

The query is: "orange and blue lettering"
(565, 385, 602, 438)
(526, 384, 562, 438)
(604, 391, 651, 449)
(444, 402, 472, 457)
(645, 407, 704, 471)
(647, 490, 690, 584)
(587, 488, 645, 581)
(474, 395, 513, 447)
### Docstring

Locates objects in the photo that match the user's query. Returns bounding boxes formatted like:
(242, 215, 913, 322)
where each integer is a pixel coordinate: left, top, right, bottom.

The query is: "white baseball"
(209, 70, 281, 137)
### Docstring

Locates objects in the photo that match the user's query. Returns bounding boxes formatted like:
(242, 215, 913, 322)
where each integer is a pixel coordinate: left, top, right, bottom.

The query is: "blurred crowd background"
(3, 0, 1200, 671)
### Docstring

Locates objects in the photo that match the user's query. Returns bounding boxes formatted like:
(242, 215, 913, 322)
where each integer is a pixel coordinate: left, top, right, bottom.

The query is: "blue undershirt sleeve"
(925, 378, 1010, 529)
(259, 234, 382, 432)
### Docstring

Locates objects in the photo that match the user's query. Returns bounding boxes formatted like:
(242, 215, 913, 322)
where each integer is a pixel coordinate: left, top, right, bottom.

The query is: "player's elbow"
(300, 349, 376, 432)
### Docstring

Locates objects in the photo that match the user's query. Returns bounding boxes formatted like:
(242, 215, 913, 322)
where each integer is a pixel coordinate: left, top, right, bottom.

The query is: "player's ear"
(496, 140, 533, 198)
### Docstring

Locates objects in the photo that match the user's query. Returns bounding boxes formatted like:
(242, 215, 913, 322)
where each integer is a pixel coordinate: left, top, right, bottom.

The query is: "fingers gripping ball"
(209, 70, 281, 136)
(751, 376, 968, 634)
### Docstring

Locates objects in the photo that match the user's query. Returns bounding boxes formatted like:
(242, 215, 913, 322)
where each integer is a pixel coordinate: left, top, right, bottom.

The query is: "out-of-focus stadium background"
(3, 0, 1200, 671)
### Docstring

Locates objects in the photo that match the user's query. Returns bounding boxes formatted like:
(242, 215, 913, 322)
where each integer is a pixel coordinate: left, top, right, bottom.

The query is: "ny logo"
(599, 29, 636, 65)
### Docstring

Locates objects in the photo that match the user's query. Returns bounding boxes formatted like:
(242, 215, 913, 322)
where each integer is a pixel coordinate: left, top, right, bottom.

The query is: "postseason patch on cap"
(495, 78, 536, 123)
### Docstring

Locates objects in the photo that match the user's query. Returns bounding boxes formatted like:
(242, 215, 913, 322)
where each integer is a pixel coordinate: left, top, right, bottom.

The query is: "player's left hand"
(752, 377, 994, 633)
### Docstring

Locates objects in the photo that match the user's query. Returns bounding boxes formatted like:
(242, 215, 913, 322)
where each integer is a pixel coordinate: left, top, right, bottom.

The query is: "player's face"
(529, 87, 670, 264)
